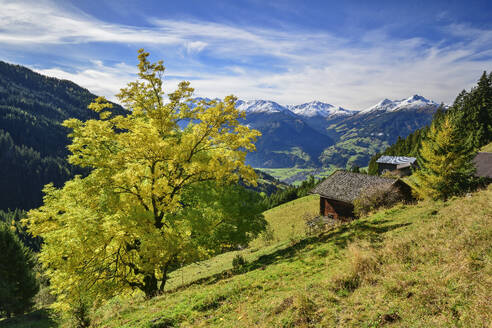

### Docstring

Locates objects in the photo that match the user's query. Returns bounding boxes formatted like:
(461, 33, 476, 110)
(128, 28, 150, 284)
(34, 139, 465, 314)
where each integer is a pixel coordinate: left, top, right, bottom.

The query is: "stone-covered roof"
(310, 170, 398, 203)
(473, 152, 492, 178)
(376, 156, 416, 165)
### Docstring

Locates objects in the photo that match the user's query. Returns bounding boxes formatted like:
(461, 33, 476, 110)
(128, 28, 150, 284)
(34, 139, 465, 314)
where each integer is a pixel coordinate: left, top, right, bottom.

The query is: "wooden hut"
(310, 171, 412, 220)
(376, 156, 417, 177)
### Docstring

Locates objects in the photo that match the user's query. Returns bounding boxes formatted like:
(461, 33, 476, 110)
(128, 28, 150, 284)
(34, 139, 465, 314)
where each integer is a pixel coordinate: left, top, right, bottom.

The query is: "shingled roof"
(310, 171, 398, 203)
(473, 152, 492, 178)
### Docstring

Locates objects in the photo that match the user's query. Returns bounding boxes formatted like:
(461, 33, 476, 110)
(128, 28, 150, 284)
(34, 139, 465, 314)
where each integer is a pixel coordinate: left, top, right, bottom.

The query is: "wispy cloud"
(0, 1, 183, 45)
(35, 61, 137, 102)
(2, 0, 491, 109)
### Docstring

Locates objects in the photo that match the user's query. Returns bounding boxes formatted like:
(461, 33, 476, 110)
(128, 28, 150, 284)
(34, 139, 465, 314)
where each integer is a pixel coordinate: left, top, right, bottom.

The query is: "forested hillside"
(0, 61, 128, 210)
(368, 72, 492, 175)
(242, 110, 333, 168)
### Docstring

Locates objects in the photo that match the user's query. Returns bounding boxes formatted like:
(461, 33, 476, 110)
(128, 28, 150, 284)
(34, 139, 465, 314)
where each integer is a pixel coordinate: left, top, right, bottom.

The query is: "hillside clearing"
(5, 187, 492, 327)
(95, 186, 492, 327)
(162, 194, 319, 291)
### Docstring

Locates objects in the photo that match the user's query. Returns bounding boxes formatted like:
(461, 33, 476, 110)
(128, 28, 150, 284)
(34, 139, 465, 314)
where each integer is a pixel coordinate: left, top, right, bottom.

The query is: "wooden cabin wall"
(320, 197, 354, 220)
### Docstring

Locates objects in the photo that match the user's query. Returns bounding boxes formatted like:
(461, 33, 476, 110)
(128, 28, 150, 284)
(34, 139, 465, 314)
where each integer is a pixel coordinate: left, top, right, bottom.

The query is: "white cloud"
(3, 0, 491, 109)
(0, 0, 182, 45)
(185, 41, 207, 54)
(35, 62, 137, 103)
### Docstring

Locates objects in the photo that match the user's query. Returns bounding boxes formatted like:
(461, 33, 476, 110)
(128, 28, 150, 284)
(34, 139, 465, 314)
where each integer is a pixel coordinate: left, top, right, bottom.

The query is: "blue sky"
(1, 0, 491, 109)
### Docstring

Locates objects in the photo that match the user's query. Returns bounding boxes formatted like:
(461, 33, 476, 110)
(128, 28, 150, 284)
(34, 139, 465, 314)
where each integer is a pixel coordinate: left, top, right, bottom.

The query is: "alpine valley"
(0, 60, 441, 200)
(237, 95, 441, 169)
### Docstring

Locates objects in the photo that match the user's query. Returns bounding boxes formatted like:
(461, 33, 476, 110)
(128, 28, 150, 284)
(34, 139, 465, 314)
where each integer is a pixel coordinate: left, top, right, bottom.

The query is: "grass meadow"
(4, 186, 492, 327)
(96, 186, 491, 327)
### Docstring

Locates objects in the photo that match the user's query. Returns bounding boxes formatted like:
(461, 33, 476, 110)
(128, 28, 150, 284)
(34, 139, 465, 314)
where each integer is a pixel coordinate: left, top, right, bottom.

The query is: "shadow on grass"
(0, 309, 57, 328)
(244, 220, 412, 269)
(167, 219, 411, 293)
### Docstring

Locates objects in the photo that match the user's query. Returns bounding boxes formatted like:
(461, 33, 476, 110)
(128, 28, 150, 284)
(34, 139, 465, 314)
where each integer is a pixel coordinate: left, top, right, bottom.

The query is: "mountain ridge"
(196, 95, 440, 118)
(360, 94, 440, 113)
(287, 100, 356, 118)
(224, 95, 441, 168)
(0, 59, 441, 180)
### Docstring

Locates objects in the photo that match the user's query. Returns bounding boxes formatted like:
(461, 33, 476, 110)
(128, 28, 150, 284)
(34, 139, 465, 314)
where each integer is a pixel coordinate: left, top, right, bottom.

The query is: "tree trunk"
(142, 256, 175, 298)
(142, 274, 159, 298)
(159, 265, 169, 293)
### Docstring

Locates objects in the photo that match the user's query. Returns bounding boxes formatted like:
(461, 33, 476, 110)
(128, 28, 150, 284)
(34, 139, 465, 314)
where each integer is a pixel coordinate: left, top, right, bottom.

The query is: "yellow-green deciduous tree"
(413, 114, 475, 200)
(26, 49, 265, 312)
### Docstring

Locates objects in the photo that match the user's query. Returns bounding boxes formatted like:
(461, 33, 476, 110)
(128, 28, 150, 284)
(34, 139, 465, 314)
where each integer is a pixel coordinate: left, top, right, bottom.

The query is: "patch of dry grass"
(10, 187, 491, 328)
(320, 185, 492, 327)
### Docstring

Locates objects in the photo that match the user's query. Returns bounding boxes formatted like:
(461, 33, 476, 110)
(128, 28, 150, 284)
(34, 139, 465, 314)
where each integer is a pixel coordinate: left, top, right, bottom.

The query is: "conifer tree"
(367, 153, 380, 175)
(0, 223, 39, 318)
(413, 114, 475, 200)
(472, 72, 492, 145)
(453, 71, 492, 149)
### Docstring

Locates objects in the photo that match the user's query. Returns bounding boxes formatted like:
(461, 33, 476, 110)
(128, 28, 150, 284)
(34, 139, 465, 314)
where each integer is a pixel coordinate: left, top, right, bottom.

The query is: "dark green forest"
(261, 175, 319, 210)
(368, 72, 492, 175)
(0, 61, 127, 210)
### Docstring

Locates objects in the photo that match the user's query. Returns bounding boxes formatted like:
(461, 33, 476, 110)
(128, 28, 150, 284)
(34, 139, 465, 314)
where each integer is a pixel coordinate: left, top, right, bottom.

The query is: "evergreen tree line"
(0, 220, 39, 318)
(0, 209, 42, 252)
(368, 71, 492, 176)
(261, 175, 319, 210)
(0, 61, 126, 210)
(0, 129, 76, 210)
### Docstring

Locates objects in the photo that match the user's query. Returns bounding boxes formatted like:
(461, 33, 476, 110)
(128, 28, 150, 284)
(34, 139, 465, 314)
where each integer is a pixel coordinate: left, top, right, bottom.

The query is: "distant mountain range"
(215, 95, 442, 168)
(0, 59, 442, 208)
(360, 95, 439, 113)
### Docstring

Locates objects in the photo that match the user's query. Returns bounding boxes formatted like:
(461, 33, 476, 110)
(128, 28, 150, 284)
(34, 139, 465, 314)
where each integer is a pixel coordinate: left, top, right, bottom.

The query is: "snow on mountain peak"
(378, 98, 393, 106)
(362, 95, 438, 113)
(235, 99, 293, 115)
(362, 98, 397, 113)
(288, 100, 355, 117)
(409, 94, 426, 101)
(396, 95, 438, 111)
(193, 95, 439, 117)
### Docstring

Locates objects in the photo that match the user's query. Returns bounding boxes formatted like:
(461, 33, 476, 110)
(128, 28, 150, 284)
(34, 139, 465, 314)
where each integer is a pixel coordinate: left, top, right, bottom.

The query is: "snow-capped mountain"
(287, 101, 356, 118)
(236, 99, 296, 116)
(396, 94, 440, 110)
(234, 99, 333, 168)
(361, 95, 439, 113)
(189, 95, 440, 168)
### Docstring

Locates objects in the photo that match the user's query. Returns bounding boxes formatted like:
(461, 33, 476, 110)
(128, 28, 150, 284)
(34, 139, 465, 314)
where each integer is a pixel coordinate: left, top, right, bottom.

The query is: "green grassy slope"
(481, 142, 492, 152)
(5, 187, 492, 327)
(93, 186, 492, 327)
(163, 195, 319, 291)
